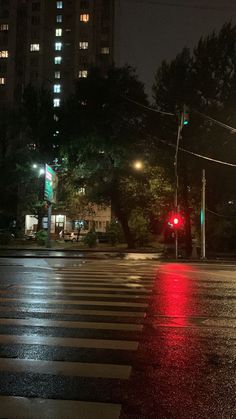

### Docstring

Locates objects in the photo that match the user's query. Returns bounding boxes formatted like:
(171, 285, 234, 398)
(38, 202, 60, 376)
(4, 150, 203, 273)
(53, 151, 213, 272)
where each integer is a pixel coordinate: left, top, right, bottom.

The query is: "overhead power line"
(123, 96, 175, 116)
(124, 96, 236, 133)
(178, 146, 236, 167)
(207, 209, 236, 218)
(149, 135, 236, 167)
(193, 109, 236, 134)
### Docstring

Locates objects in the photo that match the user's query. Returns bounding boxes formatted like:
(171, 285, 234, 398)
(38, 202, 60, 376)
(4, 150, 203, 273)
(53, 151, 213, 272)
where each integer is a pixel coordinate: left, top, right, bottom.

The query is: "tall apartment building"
(0, 0, 114, 106)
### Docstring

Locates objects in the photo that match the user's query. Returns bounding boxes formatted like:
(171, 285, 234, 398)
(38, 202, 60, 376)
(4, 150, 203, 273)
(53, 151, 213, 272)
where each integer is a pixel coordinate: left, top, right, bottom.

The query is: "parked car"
(64, 231, 79, 242)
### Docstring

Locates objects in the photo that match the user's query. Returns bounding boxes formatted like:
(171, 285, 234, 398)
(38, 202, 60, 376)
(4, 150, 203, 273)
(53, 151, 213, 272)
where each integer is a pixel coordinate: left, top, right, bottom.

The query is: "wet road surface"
(0, 257, 156, 419)
(121, 262, 236, 419)
(0, 259, 235, 418)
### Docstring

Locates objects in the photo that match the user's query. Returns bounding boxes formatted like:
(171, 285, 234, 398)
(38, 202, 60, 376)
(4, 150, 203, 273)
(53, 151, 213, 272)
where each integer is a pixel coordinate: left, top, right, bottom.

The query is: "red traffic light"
(168, 213, 184, 229)
(173, 217, 180, 225)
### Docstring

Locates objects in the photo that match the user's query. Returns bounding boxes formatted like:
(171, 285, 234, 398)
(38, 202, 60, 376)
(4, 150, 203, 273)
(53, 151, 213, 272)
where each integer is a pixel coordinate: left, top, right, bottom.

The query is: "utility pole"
(174, 105, 189, 259)
(201, 169, 206, 259)
(174, 110, 184, 259)
(46, 202, 52, 248)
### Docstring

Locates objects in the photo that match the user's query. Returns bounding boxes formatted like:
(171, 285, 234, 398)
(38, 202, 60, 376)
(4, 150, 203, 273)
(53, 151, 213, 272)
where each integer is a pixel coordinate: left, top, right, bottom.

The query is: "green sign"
(44, 164, 58, 203)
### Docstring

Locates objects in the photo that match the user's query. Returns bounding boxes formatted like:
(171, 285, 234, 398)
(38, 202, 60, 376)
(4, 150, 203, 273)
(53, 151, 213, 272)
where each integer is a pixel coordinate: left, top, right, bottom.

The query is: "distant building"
(25, 204, 111, 237)
(0, 0, 114, 106)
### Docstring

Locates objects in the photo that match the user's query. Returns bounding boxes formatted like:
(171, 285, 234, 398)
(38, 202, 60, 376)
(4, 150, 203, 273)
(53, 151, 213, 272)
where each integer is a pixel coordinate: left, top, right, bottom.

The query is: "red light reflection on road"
(158, 263, 195, 325)
(153, 263, 200, 369)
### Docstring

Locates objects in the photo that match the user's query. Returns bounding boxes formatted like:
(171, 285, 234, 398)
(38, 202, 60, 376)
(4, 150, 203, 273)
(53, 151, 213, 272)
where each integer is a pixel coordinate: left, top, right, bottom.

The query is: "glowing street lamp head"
(133, 160, 143, 170)
(39, 168, 45, 176)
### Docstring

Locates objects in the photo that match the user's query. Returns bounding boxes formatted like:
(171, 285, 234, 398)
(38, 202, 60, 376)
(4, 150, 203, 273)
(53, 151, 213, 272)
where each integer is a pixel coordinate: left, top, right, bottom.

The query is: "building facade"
(0, 0, 114, 106)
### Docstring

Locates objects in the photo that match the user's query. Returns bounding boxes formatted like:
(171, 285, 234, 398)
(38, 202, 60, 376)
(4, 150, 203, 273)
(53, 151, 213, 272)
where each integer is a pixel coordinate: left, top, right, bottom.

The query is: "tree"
(152, 22, 236, 252)
(59, 66, 152, 248)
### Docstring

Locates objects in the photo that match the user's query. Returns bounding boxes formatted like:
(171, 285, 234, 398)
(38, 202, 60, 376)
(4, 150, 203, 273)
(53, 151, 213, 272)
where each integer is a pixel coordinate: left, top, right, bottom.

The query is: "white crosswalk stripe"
(0, 395, 121, 419)
(0, 259, 157, 418)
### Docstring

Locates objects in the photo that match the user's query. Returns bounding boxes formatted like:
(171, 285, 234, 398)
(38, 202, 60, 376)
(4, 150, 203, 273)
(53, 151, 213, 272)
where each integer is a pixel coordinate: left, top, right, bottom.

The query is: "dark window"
(31, 15, 40, 25)
(0, 9, 9, 18)
(30, 56, 39, 66)
(32, 2, 40, 11)
(80, 0, 89, 9)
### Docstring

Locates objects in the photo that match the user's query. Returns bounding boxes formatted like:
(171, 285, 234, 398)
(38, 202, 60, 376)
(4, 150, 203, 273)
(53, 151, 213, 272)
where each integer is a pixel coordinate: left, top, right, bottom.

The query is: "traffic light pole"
(174, 111, 184, 259)
(201, 169, 206, 259)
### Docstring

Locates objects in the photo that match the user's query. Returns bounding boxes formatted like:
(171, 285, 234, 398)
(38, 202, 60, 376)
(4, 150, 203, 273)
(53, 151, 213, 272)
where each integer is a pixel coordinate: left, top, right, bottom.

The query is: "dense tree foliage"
(58, 66, 172, 247)
(0, 86, 56, 234)
(152, 22, 236, 252)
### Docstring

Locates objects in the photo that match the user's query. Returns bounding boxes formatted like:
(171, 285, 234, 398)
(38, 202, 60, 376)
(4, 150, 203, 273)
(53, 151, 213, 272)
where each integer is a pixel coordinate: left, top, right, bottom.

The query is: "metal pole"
(201, 169, 206, 259)
(46, 202, 52, 248)
(174, 112, 183, 259)
(175, 230, 178, 259)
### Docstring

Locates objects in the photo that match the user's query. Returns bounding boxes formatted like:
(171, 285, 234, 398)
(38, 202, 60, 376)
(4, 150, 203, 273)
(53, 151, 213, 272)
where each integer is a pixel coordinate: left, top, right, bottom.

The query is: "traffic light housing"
(168, 213, 184, 229)
(183, 105, 189, 126)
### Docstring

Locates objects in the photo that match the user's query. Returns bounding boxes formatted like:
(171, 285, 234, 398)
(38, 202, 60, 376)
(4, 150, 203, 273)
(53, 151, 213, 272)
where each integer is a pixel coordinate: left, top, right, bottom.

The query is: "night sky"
(114, 0, 236, 98)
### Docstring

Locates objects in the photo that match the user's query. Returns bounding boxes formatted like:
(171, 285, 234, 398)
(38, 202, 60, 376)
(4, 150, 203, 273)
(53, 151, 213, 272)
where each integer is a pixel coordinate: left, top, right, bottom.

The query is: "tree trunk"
(37, 207, 46, 232)
(110, 169, 135, 249)
(117, 210, 135, 249)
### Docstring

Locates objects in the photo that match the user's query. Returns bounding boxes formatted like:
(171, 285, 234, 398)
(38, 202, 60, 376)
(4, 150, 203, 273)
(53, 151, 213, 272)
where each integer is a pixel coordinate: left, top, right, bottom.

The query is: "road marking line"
(0, 396, 121, 419)
(0, 306, 145, 317)
(1, 291, 148, 301)
(11, 278, 153, 284)
(0, 297, 147, 307)
(12, 285, 151, 293)
(159, 268, 236, 278)
(0, 317, 143, 331)
(0, 358, 131, 379)
(0, 334, 138, 350)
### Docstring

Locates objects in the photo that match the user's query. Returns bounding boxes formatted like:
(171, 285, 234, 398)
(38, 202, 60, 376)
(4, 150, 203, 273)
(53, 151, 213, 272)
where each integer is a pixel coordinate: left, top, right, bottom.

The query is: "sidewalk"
(0, 242, 236, 262)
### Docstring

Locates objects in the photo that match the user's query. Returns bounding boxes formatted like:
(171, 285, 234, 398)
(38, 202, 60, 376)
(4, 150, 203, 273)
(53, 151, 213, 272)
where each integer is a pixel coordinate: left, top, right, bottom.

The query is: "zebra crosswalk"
(0, 259, 157, 418)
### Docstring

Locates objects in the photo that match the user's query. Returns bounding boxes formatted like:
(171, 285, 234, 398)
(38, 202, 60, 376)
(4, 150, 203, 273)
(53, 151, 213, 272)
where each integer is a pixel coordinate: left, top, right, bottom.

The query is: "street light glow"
(39, 168, 45, 175)
(133, 160, 143, 170)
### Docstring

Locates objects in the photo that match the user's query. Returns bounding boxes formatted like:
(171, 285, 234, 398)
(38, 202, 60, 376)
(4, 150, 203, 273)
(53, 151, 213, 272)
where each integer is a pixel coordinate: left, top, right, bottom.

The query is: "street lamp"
(32, 164, 45, 176)
(133, 160, 143, 170)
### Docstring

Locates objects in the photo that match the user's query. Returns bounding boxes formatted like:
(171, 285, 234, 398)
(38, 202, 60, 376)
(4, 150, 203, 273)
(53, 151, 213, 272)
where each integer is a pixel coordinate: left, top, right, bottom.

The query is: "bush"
(35, 230, 47, 245)
(0, 232, 14, 245)
(129, 209, 151, 247)
(106, 219, 124, 245)
(83, 229, 97, 248)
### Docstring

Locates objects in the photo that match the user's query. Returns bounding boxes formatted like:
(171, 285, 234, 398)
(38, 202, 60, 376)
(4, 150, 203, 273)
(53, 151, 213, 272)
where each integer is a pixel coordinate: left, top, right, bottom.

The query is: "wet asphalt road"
(0, 258, 235, 418)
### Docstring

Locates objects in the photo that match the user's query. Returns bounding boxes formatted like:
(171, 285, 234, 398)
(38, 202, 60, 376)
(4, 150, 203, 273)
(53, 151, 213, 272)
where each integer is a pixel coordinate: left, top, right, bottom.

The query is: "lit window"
(53, 98, 61, 107)
(55, 71, 61, 79)
(55, 28, 62, 36)
(55, 42, 62, 51)
(0, 77, 5, 85)
(57, 1, 63, 8)
(30, 43, 40, 51)
(78, 70, 88, 78)
(0, 51, 8, 58)
(54, 56, 62, 64)
(101, 47, 110, 54)
(0, 24, 8, 31)
(54, 84, 61, 93)
(80, 13, 89, 22)
(56, 15, 62, 22)
(79, 41, 88, 49)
